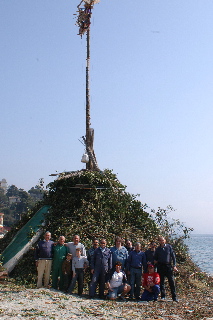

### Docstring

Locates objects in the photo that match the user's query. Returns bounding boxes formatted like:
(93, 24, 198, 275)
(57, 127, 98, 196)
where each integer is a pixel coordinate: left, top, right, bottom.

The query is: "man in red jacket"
(140, 264, 160, 301)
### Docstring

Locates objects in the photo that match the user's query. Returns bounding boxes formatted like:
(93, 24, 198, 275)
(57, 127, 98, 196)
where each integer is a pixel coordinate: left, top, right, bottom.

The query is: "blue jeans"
(89, 269, 107, 298)
(108, 285, 124, 299)
(141, 285, 160, 301)
(130, 268, 142, 299)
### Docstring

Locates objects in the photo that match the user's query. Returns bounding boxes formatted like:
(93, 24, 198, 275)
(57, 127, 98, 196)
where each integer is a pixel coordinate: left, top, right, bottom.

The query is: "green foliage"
(43, 169, 158, 247)
(0, 256, 5, 272)
(6, 185, 19, 197)
(151, 205, 193, 263)
(27, 227, 37, 239)
(1, 169, 159, 284)
(0, 182, 45, 227)
(1, 169, 195, 285)
(0, 187, 8, 207)
(9, 249, 37, 287)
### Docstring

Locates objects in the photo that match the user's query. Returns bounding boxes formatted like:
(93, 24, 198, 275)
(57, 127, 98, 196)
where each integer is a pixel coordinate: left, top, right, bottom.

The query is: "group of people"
(35, 233, 178, 302)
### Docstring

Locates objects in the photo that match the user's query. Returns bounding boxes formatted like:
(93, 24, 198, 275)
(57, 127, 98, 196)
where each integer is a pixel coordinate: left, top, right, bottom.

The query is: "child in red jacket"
(140, 264, 160, 301)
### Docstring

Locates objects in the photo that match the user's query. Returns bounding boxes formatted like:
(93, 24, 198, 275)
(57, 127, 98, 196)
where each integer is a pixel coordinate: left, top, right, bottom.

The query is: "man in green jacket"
(52, 236, 68, 290)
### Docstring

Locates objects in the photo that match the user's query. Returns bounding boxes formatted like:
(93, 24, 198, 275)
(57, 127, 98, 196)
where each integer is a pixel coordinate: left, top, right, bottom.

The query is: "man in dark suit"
(154, 236, 178, 302)
(89, 238, 112, 299)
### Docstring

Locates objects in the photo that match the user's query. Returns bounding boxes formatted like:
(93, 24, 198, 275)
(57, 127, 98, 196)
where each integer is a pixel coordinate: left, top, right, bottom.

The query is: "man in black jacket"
(154, 236, 178, 302)
(145, 241, 157, 267)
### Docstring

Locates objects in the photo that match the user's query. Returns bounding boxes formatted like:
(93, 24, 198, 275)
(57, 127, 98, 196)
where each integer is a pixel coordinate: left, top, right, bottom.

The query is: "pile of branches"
(44, 169, 158, 247)
(0, 169, 194, 285)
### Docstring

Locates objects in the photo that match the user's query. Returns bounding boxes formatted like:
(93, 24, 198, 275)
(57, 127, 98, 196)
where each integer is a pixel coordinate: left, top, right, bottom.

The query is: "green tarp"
(2, 205, 51, 267)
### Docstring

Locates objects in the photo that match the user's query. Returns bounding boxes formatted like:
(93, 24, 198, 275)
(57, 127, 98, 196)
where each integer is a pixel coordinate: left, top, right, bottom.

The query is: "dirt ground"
(0, 280, 212, 320)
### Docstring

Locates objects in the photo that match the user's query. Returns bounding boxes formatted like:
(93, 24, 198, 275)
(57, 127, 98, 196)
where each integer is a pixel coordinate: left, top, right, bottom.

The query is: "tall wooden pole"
(86, 27, 91, 169)
(77, 0, 99, 171)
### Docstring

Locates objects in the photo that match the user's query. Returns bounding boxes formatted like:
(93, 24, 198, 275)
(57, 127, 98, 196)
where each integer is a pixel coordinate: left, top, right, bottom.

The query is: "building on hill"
(8, 196, 20, 205)
(0, 179, 7, 194)
(0, 213, 11, 238)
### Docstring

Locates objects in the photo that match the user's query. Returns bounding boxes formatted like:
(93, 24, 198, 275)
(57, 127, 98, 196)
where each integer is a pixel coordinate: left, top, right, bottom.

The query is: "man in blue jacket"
(35, 231, 54, 288)
(127, 242, 147, 300)
(110, 236, 128, 272)
(89, 238, 112, 299)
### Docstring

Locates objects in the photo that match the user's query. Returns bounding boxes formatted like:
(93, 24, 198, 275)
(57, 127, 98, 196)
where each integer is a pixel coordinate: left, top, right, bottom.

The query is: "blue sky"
(1, 0, 213, 233)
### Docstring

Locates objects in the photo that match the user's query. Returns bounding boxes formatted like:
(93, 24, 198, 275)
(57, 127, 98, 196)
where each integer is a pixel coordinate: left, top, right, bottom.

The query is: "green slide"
(2, 205, 51, 273)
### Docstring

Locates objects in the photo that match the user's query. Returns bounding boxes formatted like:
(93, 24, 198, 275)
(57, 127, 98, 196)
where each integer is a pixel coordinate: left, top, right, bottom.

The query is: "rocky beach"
(0, 279, 212, 320)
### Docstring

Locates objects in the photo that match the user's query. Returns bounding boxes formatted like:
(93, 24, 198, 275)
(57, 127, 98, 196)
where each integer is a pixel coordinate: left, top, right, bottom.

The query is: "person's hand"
(91, 269, 94, 274)
(73, 272, 76, 278)
(146, 286, 152, 292)
(35, 261, 38, 268)
(124, 284, 128, 290)
(107, 283, 113, 291)
(174, 266, 178, 272)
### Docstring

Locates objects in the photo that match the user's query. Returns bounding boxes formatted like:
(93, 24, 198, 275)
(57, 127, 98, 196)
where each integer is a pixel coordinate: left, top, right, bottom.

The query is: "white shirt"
(109, 271, 124, 288)
(72, 256, 88, 273)
(67, 242, 86, 257)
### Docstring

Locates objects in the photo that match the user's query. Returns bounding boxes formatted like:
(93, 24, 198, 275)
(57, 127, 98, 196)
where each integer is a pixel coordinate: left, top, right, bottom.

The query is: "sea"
(185, 234, 213, 276)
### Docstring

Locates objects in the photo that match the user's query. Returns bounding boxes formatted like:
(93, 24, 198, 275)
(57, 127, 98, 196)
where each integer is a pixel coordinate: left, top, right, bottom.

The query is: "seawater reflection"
(185, 234, 213, 276)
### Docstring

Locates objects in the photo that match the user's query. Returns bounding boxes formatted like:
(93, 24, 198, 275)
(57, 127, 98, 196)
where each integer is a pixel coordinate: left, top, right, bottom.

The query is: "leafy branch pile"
(43, 169, 159, 247)
(0, 169, 200, 287)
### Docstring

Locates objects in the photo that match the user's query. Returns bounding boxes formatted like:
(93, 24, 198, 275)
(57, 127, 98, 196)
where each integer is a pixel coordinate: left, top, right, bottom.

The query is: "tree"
(6, 185, 19, 197)
(3, 184, 42, 224)
(28, 187, 45, 202)
(151, 206, 193, 261)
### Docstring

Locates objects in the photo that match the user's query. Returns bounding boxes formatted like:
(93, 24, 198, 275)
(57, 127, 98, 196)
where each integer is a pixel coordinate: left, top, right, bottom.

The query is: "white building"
(0, 179, 7, 194)
(9, 196, 20, 205)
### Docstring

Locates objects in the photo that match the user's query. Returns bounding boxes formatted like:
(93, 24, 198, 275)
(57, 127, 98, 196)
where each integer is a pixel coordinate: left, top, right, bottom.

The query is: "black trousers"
(63, 274, 72, 291)
(157, 264, 176, 299)
(68, 268, 84, 295)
